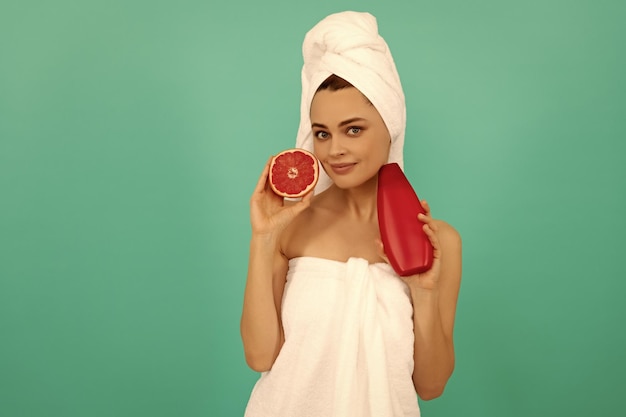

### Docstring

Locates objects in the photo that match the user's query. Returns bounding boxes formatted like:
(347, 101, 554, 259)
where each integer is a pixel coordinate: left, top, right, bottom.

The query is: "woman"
(241, 11, 462, 417)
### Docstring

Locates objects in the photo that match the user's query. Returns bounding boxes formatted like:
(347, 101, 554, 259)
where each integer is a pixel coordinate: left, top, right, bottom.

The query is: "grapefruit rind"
(269, 149, 319, 198)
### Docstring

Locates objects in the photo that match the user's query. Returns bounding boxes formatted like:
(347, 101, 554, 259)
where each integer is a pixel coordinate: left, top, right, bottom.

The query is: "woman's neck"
(326, 176, 379, 221)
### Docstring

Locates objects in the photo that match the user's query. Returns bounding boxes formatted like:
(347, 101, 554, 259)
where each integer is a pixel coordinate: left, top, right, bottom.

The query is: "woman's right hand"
(249, 157, 313, 237)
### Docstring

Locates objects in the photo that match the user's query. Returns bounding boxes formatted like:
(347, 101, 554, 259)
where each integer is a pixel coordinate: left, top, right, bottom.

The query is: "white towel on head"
(295, 11, 406, 194)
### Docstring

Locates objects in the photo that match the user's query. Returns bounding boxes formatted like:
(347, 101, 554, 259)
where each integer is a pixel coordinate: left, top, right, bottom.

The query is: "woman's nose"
(328, 136, 346, 157)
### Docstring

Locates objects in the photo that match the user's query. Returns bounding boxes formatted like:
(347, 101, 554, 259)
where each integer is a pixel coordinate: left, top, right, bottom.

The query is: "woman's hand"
(376, 199, 442, 291)
(405, 200, 442, 291)
(250, 157, 313, 238)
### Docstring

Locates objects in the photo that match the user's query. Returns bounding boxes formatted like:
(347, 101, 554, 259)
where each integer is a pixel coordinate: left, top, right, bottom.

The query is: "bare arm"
(378, 199, 462, 400)
(408, 213, 462, 400)
(240, 158, 312, 372)
(241, 235, 289, 371)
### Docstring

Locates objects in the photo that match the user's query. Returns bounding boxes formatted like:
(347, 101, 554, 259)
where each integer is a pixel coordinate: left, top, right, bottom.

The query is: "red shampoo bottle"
(377, 163, 433, 276)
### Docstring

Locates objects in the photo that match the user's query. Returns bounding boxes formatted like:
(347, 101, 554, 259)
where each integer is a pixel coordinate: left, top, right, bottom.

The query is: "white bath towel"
(295, 11, 407, 194)
(244, 257, 419, 417)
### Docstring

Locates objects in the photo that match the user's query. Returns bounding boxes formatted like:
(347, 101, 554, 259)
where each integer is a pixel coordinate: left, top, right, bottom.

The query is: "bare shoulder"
(433, 219, 462, 247)
(432, 219, 462, 281)
(432, 219, 462, 289)
(433, 219, 461, 237)
(279, 196, 320, 258)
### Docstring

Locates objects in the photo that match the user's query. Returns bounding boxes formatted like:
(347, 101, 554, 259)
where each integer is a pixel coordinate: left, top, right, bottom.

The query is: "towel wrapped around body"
(244, 257, 420, 417)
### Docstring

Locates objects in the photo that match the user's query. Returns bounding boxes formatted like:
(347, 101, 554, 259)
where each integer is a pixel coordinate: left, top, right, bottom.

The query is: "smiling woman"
(240, 11, 461, 417)
(310, 79, 391, 190)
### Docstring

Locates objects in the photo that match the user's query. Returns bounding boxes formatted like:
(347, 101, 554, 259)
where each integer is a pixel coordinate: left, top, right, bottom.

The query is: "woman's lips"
(329, 162, 356, 175)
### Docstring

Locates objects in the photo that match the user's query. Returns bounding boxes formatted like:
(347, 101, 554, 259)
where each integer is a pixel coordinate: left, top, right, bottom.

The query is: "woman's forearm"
(240, 235, 285, 372)
(410, 287, 455, 400)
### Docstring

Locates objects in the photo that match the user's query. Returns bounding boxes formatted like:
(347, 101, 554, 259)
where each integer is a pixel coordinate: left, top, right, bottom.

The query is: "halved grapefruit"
(269, 149, 319, 198)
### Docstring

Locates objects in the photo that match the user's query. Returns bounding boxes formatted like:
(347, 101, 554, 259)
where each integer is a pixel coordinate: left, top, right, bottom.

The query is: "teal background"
(1, 0, 624, 416)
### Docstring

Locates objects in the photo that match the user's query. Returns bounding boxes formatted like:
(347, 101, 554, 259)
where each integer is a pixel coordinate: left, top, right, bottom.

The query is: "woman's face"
(310, 87, 391, 190)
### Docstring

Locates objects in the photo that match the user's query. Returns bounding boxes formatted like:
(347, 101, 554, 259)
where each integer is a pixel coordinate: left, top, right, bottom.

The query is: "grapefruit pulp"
(269, 149, 319, 198)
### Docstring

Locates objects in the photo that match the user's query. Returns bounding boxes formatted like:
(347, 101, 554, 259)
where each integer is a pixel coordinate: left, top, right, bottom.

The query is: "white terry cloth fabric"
(295, 11, 407, 194)
(244, 257, 419, 417)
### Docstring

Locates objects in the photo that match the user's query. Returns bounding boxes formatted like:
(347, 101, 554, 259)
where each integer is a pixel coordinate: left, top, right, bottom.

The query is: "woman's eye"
(348, 127, 361, 135)
(315, 131, 329, 140)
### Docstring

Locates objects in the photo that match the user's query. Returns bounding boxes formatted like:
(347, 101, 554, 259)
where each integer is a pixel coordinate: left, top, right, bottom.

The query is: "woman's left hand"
(376, 199, 442, 291)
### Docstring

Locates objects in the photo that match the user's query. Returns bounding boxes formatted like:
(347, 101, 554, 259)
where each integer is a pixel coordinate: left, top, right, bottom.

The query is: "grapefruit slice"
(269, 149, 319, 198)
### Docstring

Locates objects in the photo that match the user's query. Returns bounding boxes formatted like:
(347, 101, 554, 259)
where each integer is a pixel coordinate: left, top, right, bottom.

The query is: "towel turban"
(294, 11, 406, 194)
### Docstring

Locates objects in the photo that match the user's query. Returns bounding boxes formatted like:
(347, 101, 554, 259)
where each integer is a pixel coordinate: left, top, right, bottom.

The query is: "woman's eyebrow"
(311, 118, 367, 129)
(338, 117, 367, 127)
